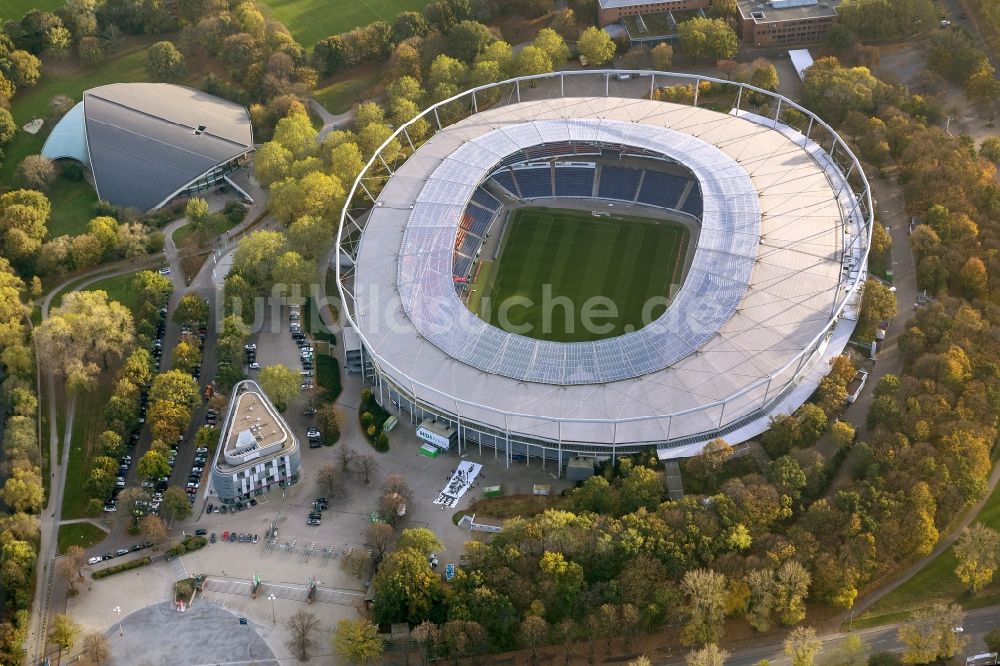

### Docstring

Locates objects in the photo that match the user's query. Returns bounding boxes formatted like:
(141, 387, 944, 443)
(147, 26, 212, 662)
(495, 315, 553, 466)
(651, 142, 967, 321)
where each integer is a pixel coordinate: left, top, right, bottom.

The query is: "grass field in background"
(0, 0, 62, 21)
(73, 273, 145, 320)
(857, 476, 1000, 626)
(57, 522, 108, 554)
(47, 178, 100, 237)
(256, 0, 429, 47)
(477, 207, 687, 342)
(312, 68, 380, 114)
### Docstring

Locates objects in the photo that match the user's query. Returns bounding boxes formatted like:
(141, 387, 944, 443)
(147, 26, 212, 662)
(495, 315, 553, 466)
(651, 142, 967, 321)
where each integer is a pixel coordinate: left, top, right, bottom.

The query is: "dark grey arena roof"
(42, 83, 253, 211)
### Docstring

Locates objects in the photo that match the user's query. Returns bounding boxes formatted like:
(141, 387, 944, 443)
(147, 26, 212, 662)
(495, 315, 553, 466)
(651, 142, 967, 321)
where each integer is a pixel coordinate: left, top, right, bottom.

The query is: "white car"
(158, 267, 171, 275)
(301, 382, 314, 390)
(249, 362, 260, 370)
(87, 556, 102, 565)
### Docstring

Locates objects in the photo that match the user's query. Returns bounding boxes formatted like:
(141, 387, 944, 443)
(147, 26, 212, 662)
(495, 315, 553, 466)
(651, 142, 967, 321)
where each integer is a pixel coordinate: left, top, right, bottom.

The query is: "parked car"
(158, 267, 170, 275)
(196, 447, 208, 454)
(301, 407, 317, 416)
(131, 544, 143, 552)
(206, 503, 213, 513)
(102, 553, 114, 561)
(195, 528, 208, 536)
(115, 548, 129, 556)
(222, 531, 229, 541)
(88, 556, 102, 565)
(252, 534, 259, 543)
(210, 533, 217, 543)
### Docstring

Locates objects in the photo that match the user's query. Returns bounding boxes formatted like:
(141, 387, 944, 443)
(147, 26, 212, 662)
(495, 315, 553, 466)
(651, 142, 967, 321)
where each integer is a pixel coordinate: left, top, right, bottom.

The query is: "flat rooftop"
(219, 388, 295, 469)
(738, 0, 841, 22)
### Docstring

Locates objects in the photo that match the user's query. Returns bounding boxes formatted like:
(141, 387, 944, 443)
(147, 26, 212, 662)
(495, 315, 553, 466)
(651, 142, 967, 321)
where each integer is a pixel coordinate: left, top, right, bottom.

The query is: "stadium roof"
(42, 83, 253, 211)
(396, 119, 759, 385)
(351, 96, 857, 444)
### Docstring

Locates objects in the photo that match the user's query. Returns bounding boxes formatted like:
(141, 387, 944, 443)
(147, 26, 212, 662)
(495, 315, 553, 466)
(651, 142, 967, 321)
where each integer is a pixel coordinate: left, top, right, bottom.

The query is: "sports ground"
(473, 207, 688, 342)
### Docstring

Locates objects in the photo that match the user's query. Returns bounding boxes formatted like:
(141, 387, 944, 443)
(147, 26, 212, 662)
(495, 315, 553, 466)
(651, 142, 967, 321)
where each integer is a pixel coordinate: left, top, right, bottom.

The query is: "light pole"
(113, 606, 124, 637)
(267, 593, 277, 624)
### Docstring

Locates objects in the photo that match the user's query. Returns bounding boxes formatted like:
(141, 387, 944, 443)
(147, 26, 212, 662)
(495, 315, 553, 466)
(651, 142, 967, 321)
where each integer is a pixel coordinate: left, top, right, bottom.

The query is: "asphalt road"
(684, 605, 1000, 666)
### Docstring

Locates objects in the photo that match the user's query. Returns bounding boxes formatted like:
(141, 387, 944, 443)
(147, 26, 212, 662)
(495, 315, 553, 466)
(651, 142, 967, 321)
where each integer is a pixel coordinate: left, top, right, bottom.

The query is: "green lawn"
(79, 273, 145, 320)
(57, 522, 108, 554)
(47, 177, 99, 237)
(62, 388, 107, 519)
(0, 0, 62, 21)
(313, 68, 380, 114)
(479, 207, 688, 342)
(857, 474, 1000, 625)
(172, 215, 235, 247)
(257, 0, 429, 47)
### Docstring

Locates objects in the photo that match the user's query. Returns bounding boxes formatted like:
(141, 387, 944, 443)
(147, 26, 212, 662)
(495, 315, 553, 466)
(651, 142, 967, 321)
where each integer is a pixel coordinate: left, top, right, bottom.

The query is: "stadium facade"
(41, 83, 253, 211)
(336, 71, 872, 469)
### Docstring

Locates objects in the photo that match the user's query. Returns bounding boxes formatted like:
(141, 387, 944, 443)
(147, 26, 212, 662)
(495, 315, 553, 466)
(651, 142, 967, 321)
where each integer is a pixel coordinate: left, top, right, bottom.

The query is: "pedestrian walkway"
(171, 555, 189, 581)
(202, 576, 364, 606)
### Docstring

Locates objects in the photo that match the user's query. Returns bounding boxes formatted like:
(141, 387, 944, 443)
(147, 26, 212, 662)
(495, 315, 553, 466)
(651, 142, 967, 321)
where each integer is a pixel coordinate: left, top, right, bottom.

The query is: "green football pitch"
(474, 207, 688, 343)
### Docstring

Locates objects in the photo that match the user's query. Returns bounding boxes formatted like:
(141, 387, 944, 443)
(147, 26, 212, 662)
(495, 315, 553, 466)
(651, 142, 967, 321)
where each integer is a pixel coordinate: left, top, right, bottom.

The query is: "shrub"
(92, 557, 152, 579)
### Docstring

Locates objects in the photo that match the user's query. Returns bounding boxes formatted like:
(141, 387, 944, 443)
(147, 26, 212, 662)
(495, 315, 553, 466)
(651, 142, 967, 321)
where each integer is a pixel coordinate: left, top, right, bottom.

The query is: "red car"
(222, 531, 229, 541)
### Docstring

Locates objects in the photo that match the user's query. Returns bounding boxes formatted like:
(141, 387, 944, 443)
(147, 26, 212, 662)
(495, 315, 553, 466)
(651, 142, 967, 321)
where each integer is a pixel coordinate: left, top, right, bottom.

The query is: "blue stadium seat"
(513, 167, 553, 199)
(453, 254, 472, 278)
(465, 205, 495, 238)
(471, 187, 502, 211)
(637, 171, 690, 210)
(554, 167, 595, 197)
(597, 165, 642, 201)
(490, 170, 520, 197)
(681, 184, 703, 217)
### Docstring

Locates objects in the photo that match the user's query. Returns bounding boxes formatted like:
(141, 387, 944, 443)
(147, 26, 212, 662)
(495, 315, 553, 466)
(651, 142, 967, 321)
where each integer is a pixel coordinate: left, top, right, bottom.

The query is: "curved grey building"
(210, 380, 300, 504)
(41, 83, 253, 211)
(337, 72, 873, 466)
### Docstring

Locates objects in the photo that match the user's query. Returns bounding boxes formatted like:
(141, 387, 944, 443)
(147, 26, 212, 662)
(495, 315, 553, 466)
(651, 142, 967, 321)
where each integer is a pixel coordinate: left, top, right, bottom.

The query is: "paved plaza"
(103, 601, 276, 666)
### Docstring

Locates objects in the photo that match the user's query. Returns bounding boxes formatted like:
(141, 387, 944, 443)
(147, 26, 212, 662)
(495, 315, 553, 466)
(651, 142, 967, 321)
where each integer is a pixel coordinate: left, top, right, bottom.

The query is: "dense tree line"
(360, 58, 1000, 659)
(0, 259, 40, 663)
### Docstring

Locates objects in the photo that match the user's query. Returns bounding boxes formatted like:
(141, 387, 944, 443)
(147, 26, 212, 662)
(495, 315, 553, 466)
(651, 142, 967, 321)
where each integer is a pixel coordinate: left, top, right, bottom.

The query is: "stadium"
(336, 71, 873, 469)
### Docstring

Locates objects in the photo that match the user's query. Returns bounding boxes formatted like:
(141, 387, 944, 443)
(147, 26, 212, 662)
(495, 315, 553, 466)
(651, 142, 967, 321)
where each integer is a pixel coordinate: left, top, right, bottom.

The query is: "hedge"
(92, 556, 152, 579)
(165, 535, 207, 559)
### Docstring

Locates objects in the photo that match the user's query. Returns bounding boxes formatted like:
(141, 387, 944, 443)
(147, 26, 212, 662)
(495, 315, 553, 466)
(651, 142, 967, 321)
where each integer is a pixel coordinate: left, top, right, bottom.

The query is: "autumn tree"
(173, 294, 209, 326)
(357, 453, 378, 484)
(16, 155, 56, 191)
(577, 26, 616, 65)
(686, 644, 729, 666)
(368, 522, 394, 560)
(0, 188, 51, 261)
(146, 41, 185, 80)
(61, 545, 87, 593)
(784, 626, 822, 666)
(315, 463, 340, 498)
(521, 615, 548, 663)
(678, 18, 738, 60)
(48, 614, 80, 652)
(80, 632, 109, 663)
(159, 486, 192, 524)
(316, 404, 343, 445)
(680, 568, 727, 645)
(334, 617, 385, 664)
(140, 514, 168, 544)
(651, 42, 674, 70)
(897, 604, 967, 664)
(35, 290, 134, 388)
(953, 523, 1000, 592)
(551, 9, 580, 41)
(258, 364, 299, 409)
(287, 609, 320, 660)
